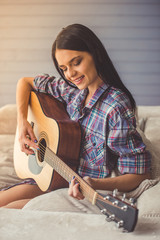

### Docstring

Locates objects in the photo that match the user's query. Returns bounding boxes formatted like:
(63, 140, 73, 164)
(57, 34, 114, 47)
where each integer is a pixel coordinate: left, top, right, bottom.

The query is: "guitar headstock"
(96, 190, 138, 232)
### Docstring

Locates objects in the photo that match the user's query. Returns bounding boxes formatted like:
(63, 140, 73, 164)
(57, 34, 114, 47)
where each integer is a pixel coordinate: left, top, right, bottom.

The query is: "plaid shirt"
(34, 74, 151, 178)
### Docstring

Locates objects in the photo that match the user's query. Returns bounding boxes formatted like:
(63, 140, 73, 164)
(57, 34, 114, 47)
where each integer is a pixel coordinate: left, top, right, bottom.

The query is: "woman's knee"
(0, 184, 43, 207)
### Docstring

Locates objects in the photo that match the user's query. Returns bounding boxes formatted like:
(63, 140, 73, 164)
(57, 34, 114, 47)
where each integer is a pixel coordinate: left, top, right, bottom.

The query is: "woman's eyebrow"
(59, 56, 81, 68)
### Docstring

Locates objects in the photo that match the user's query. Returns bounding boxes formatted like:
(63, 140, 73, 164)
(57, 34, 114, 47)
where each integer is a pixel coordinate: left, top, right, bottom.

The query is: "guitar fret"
(45, 148, 77, 182)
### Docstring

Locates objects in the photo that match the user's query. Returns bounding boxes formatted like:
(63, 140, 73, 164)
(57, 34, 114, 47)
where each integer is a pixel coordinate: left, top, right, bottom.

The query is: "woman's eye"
(60, 68, 67, 72)
(74, 59, 82, 66)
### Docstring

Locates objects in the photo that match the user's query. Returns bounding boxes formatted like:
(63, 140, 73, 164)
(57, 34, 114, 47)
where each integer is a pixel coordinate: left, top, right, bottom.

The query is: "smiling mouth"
(74, 75, 84, 84)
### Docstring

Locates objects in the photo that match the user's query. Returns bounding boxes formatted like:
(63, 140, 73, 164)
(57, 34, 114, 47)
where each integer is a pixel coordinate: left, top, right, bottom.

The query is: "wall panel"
(0, 0, 159, 107)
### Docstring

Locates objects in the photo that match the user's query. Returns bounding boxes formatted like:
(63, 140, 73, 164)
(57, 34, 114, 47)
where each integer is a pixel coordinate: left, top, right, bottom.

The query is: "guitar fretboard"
(44, 147, 97, 205)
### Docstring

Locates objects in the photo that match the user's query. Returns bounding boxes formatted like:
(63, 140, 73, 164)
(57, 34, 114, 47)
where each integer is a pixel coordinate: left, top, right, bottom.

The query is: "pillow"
(138, 182, 160, 217)
(144, 117, 160, 144)
(0, 135, 21, 189)
(137, 106, 160, 119)
(0, 104, 21, 189)
(138, 118, 146, 132)
(137, 126, 160, 179)
(23, 188, 100, 214)
(0, 104, 17, 134)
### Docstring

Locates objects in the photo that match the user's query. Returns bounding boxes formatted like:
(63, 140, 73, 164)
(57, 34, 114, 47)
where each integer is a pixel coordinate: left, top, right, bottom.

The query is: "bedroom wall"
(0, 0, 160, 107)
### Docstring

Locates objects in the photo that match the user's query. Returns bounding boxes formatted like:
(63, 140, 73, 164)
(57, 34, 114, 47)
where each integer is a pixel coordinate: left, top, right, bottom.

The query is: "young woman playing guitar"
(0, 24, 151, 213)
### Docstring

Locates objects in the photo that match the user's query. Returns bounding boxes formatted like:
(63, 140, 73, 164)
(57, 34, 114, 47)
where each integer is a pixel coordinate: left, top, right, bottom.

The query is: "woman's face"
(55, 49, 103, 93)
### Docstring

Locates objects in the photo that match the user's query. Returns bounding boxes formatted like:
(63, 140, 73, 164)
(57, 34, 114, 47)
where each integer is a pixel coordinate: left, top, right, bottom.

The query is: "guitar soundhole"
(38, 138, 47, 163)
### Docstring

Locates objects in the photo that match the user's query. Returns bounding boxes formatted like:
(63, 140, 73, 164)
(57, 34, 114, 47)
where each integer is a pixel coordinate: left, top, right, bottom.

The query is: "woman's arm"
(88, 172, 151, 192)
(16, 77, 38, 155)
(16, 77, 34, 121)
(68, 172, 151, 200)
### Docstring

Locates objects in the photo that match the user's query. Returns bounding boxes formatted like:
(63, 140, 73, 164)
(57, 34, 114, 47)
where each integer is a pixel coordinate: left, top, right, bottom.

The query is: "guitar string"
(35, 142, 110, 204)
(35, 142, 96, 203)
(33, 142, 129, 208)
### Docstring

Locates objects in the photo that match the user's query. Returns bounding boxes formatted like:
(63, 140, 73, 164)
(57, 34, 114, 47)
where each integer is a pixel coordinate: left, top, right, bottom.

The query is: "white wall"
(0, 0, 160, 107)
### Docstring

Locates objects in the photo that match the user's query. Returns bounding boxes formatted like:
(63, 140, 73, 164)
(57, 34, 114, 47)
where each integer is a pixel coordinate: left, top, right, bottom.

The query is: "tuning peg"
(105, 214, 115, 222)
(109, 214, 115, 221)
(113, 188, 118, 197)
(117, 220, 124, 228)
(121, 205, 128, 211)
(122, 193, 126, 201)
(105, 216, 112, 222)
(129, 198, 137, 206)
(113, 200, 119, 206)
(101, 208, 107, 214)
(104, 195, 110, 201)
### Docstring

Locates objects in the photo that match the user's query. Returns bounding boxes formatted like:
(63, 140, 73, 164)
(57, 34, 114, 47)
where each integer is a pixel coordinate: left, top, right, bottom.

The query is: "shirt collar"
(84, 82, 109, 110)
(70, 82, 110, 116)
(71, 88, 88, 111)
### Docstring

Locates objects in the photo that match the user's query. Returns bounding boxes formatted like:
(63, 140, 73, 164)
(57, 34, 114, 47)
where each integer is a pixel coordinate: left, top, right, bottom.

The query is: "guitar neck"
(45, 147, 98, 205)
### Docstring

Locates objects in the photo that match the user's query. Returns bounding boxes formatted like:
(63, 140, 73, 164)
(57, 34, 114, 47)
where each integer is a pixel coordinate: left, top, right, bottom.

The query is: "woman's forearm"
(16, 77, 34, 122)
(90, 173, 151, 192)
(69, 173, 151, 200)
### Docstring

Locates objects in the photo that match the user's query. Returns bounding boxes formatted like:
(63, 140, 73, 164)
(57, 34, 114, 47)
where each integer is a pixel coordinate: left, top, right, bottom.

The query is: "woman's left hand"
(68, 176, 93, 200)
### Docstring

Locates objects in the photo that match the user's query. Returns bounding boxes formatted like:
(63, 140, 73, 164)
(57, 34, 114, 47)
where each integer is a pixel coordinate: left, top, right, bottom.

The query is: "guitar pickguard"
(28, 152, 43, 175)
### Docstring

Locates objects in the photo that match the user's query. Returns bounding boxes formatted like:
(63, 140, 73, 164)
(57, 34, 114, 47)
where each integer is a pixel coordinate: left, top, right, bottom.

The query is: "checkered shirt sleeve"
(107, 107, 151, 174)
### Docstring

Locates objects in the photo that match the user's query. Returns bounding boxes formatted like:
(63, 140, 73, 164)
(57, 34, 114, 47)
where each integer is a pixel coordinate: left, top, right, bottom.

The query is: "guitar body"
(14, 91, 81, 192)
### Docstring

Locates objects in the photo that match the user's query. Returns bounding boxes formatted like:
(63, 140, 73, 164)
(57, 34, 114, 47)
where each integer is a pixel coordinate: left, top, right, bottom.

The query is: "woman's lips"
(73, 75, 85, 85)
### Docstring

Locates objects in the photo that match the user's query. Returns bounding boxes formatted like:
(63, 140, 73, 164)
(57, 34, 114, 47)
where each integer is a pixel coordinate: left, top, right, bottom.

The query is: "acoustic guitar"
(14, 91, 138, 232)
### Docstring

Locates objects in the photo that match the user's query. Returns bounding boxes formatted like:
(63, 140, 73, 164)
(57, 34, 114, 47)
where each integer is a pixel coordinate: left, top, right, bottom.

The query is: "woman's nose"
(67, 68, 76, 79)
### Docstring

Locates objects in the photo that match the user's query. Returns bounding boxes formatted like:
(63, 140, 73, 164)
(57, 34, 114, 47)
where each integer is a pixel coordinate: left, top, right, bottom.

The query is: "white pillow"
(0, 104, 17, 134)
(138, 182, 160, 217)
(0, 135, 21, 189)
(137, 126, 160, 179)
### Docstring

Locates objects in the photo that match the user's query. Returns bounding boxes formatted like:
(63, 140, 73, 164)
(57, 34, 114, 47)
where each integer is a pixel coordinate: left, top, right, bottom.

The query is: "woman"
(0, 24, 151, 209)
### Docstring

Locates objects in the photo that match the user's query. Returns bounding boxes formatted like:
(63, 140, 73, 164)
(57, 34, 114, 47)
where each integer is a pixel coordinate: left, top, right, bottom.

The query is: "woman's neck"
(84, 78, 103, 105)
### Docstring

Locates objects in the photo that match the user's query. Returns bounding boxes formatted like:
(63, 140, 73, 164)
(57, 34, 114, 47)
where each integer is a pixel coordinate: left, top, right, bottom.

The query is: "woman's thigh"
(0, 184, 44, 207)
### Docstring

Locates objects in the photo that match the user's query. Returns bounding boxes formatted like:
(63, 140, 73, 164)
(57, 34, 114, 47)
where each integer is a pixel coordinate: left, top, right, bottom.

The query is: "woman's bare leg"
(0, 184, 44, 209)
(3, 199, 31, 209)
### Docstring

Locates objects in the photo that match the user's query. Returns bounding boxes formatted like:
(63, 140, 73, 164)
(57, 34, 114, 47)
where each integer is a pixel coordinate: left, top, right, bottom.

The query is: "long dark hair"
(52, 24, 136, 110)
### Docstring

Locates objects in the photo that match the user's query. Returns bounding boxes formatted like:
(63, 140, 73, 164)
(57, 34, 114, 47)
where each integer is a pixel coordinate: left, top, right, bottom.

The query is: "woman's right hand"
(18, 119, 38, 155)
(16, 77, 36, 155)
